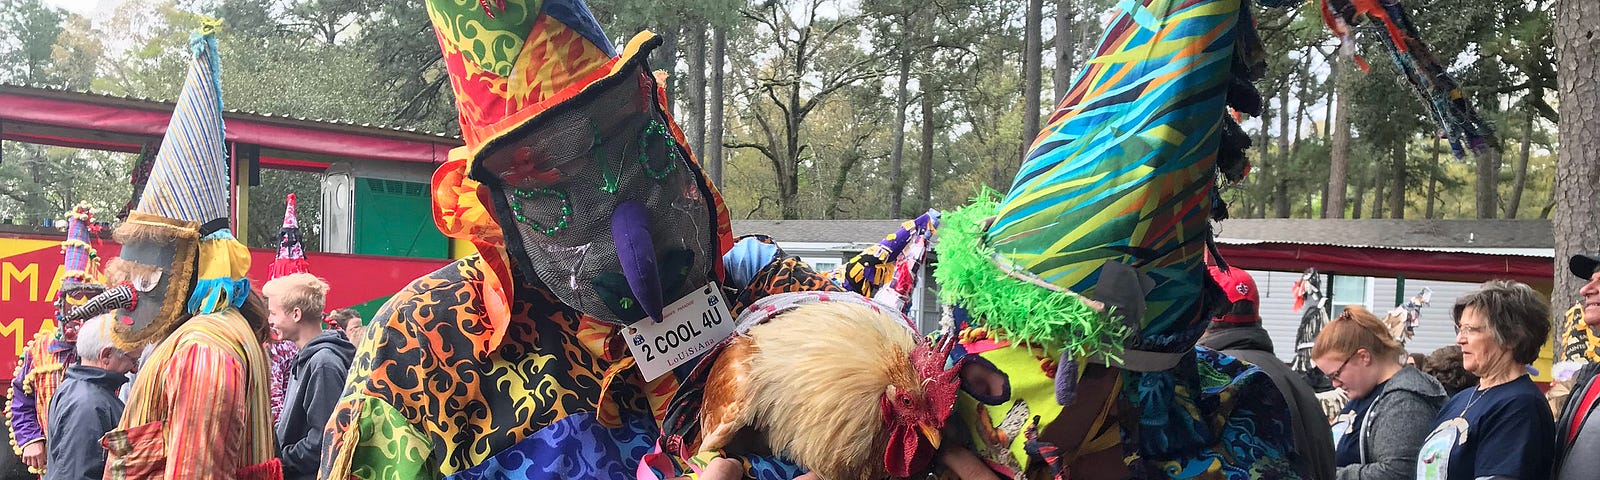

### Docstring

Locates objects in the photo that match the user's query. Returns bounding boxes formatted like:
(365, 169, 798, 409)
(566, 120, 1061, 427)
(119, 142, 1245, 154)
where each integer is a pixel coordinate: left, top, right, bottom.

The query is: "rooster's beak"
(918, 424, 942, 449)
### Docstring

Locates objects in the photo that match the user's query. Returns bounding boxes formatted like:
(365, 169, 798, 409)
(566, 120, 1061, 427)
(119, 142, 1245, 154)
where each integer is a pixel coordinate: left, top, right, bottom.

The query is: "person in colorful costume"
(931, 0, 1493, 475)
(68, 22, 280, 480)
(5, 203, 107, 476)
(266, 193, 313, 423)
(317, 2, 880, 478)
(930, 0, 1300, 475)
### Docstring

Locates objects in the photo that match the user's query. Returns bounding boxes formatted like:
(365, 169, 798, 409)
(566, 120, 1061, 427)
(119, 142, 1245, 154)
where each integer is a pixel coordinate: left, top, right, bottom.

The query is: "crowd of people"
(1195, 259, 1600, 480)
(19, 275, 365, 480)
(0, 0, 1571, 478)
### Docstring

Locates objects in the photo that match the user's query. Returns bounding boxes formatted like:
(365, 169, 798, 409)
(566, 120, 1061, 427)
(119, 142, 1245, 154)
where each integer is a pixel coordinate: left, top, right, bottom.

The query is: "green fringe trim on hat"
(933, 192, 1127, 360)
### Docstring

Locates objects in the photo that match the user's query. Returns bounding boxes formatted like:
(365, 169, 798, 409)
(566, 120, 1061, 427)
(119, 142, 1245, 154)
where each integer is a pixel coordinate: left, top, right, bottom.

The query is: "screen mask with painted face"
(55, 285, 105, 343)
(476, 64, 716, 326)
(73, 215, 201, 348)
(111, 239, 180, 332)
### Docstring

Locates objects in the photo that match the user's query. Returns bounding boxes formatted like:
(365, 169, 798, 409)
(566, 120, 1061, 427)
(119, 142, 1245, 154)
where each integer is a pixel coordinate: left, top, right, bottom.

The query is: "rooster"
(680, 294, 961, 480)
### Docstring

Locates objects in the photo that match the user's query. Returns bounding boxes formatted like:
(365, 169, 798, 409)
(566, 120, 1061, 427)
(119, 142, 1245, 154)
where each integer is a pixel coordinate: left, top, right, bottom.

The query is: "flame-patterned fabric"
(426, 0, 617, 164)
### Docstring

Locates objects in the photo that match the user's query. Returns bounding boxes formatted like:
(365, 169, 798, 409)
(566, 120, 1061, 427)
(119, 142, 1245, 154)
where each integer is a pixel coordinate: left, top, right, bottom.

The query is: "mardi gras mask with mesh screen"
(471, 61, 717, 326)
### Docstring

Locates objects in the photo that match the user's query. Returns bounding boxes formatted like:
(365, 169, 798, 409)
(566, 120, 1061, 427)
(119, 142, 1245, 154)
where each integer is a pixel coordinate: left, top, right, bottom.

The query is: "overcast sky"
(43, 0, 122, 18)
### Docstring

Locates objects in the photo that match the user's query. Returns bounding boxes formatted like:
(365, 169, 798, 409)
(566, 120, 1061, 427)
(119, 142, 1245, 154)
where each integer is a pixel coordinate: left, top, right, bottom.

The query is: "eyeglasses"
(1325, 351, 1359, 382)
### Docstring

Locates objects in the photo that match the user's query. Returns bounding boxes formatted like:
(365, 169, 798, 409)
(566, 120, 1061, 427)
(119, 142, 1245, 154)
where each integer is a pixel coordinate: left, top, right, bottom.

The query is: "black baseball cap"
(1571, 254, 1600, 280)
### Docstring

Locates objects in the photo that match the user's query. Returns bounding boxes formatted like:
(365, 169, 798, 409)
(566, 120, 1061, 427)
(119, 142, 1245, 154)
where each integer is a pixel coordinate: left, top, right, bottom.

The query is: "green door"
(353, 178, 448, 259)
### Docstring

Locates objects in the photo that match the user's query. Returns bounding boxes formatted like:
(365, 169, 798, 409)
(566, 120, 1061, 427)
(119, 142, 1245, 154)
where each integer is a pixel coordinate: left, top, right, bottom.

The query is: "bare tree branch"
(726, 141, 778, 161)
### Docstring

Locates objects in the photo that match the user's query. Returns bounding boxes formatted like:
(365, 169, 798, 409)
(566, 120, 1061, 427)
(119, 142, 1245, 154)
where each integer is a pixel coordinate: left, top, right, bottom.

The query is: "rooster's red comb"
(912, 327, 963, 422)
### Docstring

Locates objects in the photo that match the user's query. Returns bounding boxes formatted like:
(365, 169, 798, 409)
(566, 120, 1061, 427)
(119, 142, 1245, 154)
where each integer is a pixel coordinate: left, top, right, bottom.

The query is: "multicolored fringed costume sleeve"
(267, 340, 298, 423)
(7, 335, 48, 454)
(6, 328, 73, 474)
(105, 311, 279, 480)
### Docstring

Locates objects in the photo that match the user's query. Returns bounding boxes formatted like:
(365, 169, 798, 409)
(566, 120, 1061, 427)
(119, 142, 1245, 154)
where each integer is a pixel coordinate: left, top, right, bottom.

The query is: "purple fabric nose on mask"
(613, 200, 665, 323)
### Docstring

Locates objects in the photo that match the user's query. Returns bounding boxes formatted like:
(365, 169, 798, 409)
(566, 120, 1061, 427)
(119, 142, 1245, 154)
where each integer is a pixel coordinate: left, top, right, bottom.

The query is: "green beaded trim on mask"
(510, 187, 572, 236)
(594, 122, 619, 194)
(638, 119, 679, 180)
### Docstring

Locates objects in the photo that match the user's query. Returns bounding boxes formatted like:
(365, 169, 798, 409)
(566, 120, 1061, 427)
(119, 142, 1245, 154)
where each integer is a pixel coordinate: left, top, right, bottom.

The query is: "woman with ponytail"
(1313, 306, 1446, 480)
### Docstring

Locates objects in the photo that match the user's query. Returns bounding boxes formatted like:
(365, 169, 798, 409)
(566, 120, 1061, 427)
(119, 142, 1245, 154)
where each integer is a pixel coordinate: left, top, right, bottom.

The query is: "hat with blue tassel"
(131, 19, 249, 316)
(83, 20, 251, 348)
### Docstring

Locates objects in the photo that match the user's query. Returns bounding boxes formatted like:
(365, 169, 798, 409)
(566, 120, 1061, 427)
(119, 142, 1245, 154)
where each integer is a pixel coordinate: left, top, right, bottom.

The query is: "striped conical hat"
(134, 27, 230, 227)
(123, 22, 250, 317)
(60, 203, 102, 289)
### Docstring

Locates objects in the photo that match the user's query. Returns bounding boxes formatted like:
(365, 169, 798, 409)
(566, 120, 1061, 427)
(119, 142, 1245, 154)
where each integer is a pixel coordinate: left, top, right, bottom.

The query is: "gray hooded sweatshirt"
(1335, 365, 1446, 480)
(276, 329, 355, 480)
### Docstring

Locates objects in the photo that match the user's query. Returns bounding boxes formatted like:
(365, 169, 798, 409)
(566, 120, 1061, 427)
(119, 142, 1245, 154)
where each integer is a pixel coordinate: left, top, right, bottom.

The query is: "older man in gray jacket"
(44, 315, 138, 480)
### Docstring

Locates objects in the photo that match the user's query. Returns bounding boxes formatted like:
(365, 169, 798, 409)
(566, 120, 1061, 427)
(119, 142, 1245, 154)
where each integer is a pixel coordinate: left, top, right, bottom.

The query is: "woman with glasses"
(1417, 280, 1555, 480)
(1313, 306, 1447, 480)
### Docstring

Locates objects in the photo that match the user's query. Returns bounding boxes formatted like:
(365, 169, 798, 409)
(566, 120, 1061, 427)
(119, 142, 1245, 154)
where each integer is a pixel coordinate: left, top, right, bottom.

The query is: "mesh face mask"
(477, 65, 716, 326)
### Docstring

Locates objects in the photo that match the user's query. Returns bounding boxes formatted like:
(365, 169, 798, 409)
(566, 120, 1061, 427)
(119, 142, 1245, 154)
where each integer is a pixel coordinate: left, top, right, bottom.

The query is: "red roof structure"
(1215, 241, 1551, 288)
(0, 83, 460, 170)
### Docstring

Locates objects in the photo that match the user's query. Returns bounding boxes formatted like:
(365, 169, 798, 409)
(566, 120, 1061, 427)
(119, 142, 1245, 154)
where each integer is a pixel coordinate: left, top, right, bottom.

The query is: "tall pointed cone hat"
(270, 193, 311, 280)
(110, 20, 251, 325)
(60, 203, 103, 289)
(135, 23, 231, 229)
(933, 0, 1265, 460)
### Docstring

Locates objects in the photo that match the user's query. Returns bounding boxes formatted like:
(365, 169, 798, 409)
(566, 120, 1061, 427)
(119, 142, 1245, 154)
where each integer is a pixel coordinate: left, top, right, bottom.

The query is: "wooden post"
(230, 142, 250, 242)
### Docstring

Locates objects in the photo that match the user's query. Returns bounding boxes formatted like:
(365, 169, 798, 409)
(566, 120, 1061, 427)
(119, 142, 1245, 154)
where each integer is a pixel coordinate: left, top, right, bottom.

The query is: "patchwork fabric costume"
(5, 203, 106, 475)
(831, 211, 939, 313)
(69, 23, 280, 480)
(318, 2, 855, 479)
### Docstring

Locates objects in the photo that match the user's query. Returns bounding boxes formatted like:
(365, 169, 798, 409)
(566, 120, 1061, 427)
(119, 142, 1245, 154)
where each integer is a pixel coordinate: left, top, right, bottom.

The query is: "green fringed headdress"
(934, 0, 1249, 363)
(933, 193, 1124, 361)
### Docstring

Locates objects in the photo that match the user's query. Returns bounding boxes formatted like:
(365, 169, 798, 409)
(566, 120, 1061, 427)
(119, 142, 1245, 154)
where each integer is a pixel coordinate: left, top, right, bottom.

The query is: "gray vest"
(1559, 381, 1600, 480)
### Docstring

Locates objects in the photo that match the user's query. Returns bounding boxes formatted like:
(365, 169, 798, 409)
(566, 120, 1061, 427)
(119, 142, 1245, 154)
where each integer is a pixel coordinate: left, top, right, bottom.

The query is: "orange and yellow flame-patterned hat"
(427, 0, 619, 166)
